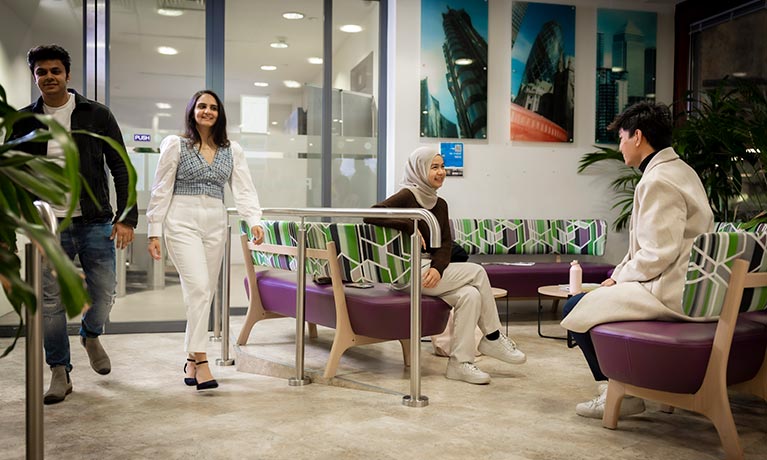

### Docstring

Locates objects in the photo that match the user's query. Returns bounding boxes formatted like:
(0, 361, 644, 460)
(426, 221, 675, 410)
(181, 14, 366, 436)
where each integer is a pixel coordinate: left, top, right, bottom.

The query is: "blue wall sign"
(440, 142, 464, 176)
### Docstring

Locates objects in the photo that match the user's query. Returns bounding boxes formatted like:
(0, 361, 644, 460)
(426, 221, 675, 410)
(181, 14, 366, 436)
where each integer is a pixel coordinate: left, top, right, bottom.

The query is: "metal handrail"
(224, 207, 440, 407)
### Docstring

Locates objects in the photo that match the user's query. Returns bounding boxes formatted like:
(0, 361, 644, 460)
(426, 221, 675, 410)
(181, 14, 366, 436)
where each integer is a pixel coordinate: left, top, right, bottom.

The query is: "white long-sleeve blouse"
(146, 135, 262, 237)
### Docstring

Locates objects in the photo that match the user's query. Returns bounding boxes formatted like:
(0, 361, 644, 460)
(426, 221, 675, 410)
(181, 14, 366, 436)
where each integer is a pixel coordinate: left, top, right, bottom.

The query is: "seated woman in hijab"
(364, 147, 526, 385)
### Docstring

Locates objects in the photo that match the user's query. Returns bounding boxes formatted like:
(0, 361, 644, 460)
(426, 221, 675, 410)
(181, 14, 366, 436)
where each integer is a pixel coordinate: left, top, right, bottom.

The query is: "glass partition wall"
(0, 0, 84, 331)
(0, 0, 384, 332)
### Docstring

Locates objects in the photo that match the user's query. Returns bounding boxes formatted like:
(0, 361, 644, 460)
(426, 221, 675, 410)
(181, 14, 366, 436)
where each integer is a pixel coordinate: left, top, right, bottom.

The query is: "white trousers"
(422, 262, 503, 363)
(164, 195, 227, 353)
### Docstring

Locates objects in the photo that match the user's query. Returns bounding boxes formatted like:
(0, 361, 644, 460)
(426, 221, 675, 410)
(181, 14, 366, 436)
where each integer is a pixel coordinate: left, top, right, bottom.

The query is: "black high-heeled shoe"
(183, 358, 197, 386)
(195, 360, 219, 390)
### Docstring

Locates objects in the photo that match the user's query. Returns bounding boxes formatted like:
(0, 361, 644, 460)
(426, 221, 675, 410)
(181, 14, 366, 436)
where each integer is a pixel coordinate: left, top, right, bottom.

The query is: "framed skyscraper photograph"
(511, 2, 575, 143)
(595, 9, 657, 144)
(420, 0, 488, 139)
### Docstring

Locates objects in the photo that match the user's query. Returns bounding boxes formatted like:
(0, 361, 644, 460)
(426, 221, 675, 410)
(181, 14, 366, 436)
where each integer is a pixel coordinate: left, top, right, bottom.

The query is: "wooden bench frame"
(602, 259, 767, 460)
(237, 234, 410, 379)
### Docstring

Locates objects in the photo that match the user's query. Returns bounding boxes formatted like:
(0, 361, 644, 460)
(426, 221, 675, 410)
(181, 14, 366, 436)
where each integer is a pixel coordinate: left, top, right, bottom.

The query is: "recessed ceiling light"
(157, 46, 178, 55)
(732, 72, 747, 77)
(307, 57, 323, 65)
(455, 58, 473, 65)
(260, 65, 277, 71)
(156, 113, 172, 118)
(340, 24, 363, 33)
(157, 8, 183, 17)
(283, 80, 301, 88)
(282, 11, 304, 20)
(156, 102, 171, 109)
(253, 81, 269, 87)
(270, 41, 289, 49)
(271, 121, 278, 125)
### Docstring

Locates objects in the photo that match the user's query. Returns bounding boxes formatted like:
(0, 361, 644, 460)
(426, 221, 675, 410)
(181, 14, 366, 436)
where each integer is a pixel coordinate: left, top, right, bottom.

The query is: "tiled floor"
(2, 287, 767, 459)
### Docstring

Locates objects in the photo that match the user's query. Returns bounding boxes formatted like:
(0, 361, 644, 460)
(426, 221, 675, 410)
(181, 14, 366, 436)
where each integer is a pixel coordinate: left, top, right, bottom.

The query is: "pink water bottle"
(569, 260, 583, 295)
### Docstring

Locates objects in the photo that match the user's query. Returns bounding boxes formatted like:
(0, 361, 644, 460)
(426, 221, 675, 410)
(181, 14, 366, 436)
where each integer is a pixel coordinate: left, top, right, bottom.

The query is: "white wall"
(388, 0, 676, 264)
(0, 3, 33, 318)
(0, 3, 33, 107)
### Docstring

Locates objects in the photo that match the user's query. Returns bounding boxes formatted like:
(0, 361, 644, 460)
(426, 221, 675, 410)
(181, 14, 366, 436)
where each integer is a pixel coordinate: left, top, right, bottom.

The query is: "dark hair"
(183, 90, 230, 147)
(607, 101, 672, 150)
(27, 44, 71, 75)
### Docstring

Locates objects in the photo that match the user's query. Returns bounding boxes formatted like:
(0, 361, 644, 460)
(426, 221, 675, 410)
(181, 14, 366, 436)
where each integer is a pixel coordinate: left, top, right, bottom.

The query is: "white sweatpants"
(422, 262, 503, 363)
(164, 195, 227, 353)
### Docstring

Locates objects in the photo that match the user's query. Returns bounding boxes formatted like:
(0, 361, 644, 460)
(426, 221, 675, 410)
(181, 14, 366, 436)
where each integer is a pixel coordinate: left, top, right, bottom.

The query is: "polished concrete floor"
(3, 304, 767, 460)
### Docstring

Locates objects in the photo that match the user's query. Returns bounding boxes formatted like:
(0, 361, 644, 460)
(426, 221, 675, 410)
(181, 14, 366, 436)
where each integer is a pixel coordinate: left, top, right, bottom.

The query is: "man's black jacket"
(11, 90, 138, 228)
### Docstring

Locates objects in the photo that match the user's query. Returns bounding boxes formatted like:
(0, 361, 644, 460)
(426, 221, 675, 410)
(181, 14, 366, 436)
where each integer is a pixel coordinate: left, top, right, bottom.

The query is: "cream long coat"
(561, 147, 714, 333)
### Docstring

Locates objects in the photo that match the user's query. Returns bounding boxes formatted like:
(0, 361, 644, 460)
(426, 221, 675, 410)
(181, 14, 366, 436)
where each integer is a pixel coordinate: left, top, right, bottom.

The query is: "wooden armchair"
(590, 232, 767, 460)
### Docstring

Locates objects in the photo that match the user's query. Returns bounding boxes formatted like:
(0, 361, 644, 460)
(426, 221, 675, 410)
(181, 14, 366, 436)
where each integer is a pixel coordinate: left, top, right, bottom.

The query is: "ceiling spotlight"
(260, 65, 277, 71)
(157, 8, 183, 17)
(340, 24, 363, 33)
(157, 46, 178, 55)
(282, 11, 304, 20)
(253, 82, 269, 87)
(283, 80, 301, 88)
(307, 57, 323, 65)
(156, 102, 172, 109)
(270, 39, 289, 49)
(455, 58, 473, 66)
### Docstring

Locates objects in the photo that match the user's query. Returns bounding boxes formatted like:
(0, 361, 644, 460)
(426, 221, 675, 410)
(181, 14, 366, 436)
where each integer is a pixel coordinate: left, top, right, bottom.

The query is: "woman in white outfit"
(147, 90, 264, 390)
(364, 147, 526, 385)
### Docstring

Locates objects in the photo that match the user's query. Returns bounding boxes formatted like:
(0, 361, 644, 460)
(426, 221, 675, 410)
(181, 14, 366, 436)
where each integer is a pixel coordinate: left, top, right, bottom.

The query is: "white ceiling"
(3, 0, 379, 110)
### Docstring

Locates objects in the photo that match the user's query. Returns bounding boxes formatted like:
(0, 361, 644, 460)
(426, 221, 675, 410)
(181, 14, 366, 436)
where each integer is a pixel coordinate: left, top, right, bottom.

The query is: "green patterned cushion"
(240, 221, 413, 284)
(683, 232, 767, 317)
(714, 222, 767, 234)
(450, 219, 606, 256)
(324, 224, 413, 284)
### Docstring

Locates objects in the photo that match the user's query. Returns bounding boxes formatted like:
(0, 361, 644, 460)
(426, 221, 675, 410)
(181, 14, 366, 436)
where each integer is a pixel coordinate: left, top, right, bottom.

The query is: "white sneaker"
(477, 334, 527, 364)
(575, 383, 645, 419)
(445, 360, 491, 385)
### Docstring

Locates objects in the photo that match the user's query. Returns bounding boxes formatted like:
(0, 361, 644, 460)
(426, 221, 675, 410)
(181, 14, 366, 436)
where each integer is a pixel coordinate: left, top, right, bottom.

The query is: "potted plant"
(580, 78, 767, 230)
(0, 83, 136, 357)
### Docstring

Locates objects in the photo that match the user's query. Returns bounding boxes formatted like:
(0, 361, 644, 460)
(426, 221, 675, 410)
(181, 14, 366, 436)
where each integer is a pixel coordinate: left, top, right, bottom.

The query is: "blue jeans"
(42, 221, 116, 370)
(562, 293, 607, 381)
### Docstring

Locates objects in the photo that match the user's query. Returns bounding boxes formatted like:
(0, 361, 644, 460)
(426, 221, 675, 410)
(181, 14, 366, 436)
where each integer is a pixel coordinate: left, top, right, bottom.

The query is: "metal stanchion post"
(26, 201, 57, 459)
(216, 225, 234, 366)
(403, 221, 428, 407)
(289, 218, 311, 386)
(25, 243, 44, 460)
(115, 246, 127, 297)
(210, 259, 223, 342)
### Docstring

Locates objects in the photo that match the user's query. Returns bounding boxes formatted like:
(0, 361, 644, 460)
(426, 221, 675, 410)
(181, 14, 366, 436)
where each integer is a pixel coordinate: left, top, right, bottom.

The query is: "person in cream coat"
(561, 102, 714, 419)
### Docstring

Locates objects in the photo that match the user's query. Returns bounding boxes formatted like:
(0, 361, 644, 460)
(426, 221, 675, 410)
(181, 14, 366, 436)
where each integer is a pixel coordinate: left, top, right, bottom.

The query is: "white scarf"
(401, 146, 440, 209)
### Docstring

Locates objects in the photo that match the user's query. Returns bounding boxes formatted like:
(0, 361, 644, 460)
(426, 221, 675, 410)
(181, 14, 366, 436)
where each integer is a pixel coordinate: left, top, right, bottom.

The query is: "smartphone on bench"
(347, 282, 374, 289)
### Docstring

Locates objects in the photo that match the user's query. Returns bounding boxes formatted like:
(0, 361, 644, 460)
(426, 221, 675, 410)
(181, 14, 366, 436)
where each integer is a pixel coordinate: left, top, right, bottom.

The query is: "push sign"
(133, 134, 151, 142)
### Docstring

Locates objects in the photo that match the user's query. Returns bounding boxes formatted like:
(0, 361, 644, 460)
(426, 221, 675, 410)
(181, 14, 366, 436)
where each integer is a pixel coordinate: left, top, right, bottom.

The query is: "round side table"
(537, 285, 575, 347)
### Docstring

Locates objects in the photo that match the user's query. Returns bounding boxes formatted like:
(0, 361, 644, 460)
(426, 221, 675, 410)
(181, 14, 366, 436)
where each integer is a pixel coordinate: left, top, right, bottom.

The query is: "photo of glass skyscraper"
(511, 2, 575, 143)
(420, 0, 488, 139)
(595, 9, 657, 144)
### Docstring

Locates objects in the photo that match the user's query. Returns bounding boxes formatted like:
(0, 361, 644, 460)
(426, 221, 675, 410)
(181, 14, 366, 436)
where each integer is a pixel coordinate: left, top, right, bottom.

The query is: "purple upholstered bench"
(591, 319, 767, 394)
(237, 221, 451, 380)
(451, 219, 614, 300)
(482, 262, 614, 298)
(253, 270, 450, 340)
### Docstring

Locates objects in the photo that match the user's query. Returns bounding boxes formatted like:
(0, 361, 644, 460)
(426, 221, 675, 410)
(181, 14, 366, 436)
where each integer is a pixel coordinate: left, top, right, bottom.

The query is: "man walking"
(12, 44, 137, 404)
